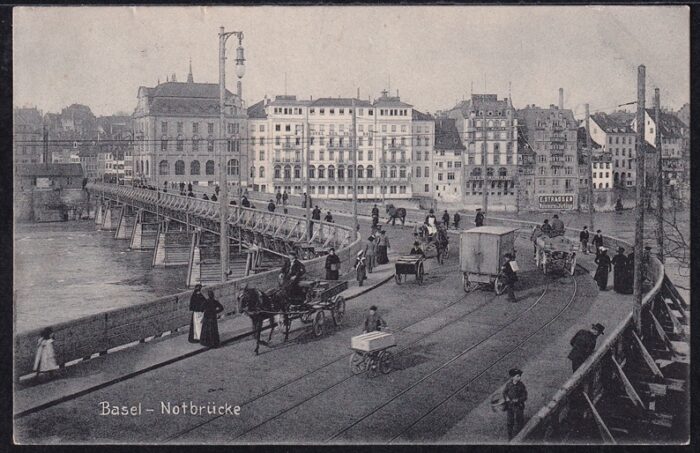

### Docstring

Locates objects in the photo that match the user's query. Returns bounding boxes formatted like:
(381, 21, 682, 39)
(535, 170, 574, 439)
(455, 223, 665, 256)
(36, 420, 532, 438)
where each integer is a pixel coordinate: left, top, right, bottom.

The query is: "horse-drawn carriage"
(534, 234, 577, 275)
(460, 226, 518, 293)
(238, 279, 347, 354)
(394, 255, 426, 285)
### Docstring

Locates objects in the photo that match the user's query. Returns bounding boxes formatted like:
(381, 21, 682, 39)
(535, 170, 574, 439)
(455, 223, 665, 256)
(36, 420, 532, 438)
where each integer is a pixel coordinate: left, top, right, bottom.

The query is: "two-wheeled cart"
(460, 226, 518, 293)
(394, 255, 425, 285)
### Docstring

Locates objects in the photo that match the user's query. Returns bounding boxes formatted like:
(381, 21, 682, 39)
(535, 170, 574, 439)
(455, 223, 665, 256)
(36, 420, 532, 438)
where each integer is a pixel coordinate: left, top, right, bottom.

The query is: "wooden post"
(633, 65, 646, 334)
(654, 88, 664, 263)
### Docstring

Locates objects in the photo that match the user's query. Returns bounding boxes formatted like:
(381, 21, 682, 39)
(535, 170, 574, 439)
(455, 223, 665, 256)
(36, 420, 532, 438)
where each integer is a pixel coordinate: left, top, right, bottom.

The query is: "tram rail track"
(163, 258, 545, 441)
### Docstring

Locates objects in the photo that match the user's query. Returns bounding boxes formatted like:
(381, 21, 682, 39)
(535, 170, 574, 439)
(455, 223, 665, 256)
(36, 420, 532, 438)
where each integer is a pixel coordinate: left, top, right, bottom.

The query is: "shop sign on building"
(538, 194, 575, 210)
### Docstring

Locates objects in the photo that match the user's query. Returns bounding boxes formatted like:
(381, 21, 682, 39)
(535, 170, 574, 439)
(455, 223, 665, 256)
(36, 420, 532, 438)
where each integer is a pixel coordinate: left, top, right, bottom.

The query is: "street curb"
(15, 266, 394, 419)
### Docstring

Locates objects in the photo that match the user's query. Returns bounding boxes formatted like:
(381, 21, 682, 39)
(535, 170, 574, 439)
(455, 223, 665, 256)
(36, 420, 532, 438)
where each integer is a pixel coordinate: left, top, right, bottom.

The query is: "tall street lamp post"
(219, 26, 245, 282)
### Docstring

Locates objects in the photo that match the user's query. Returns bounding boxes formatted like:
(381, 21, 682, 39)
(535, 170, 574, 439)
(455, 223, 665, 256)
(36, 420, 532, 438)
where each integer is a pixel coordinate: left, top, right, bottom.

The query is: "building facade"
(13, 108, 44, 164)
(445, 94, 519, 210)
(411, 110, 435, 198)
(588, 112, 636, 188)
(432, 118, 465, 203)
(132, 67, 249, 190)
(247, 90, 421, 200)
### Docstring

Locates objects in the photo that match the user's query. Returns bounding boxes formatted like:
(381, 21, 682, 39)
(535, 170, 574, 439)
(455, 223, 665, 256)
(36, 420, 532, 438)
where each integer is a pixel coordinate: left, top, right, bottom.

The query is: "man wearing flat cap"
(568, 323, 605, 372)
(503, 368, 528, 440)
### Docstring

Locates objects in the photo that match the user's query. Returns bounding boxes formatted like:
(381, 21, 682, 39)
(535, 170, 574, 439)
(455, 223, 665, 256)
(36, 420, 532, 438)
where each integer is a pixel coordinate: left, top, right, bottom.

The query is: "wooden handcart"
(349, 331, 397, 377)
(394, 255, 425, 285)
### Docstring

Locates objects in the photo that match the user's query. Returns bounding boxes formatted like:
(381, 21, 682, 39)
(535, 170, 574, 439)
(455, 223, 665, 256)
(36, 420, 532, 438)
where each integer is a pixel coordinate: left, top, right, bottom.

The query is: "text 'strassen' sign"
(538, 194, 575, 210)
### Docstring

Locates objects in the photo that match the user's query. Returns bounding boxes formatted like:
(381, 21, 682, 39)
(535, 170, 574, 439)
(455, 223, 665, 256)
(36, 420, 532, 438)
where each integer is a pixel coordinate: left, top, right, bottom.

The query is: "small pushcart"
(460, 226, 518, 293)
(350, 331, 397, 377)
(394, 255, 425, 285)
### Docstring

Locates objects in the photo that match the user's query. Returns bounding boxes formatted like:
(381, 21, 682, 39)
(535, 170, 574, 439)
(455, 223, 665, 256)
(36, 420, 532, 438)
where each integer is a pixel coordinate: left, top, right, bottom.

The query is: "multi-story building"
(588, 112, 636, 188)
(132, 66, 249, 190)
(445, 94, 519, 210)
(247, 90, 420, 200)
(432, 118, 465, 202)
(411, 110, 434, 197)
(13, 107, 44, 164)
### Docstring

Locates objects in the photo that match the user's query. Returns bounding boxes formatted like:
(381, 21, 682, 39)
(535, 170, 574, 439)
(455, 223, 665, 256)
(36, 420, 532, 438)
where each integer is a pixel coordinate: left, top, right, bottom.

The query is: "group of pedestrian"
(275, 190, 289, 206)
(188, 284, 225, 348)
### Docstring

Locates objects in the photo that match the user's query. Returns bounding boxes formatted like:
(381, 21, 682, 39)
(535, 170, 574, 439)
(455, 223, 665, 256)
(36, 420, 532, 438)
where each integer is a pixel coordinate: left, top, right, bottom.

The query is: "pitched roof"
(452, 94, 512, 117)
(149, 97, 222, 116)
(309, 97, 372, 107)
(373, 95, 412, 108)
(645, 109, 687, 138)
(434, 118, 465, 150)
(590, 112, 634, 133)
(412, 109, 433, 121)
(16, 163, 84, 177)
(151, 81, 232, 99)
(247, 100, 268, 119)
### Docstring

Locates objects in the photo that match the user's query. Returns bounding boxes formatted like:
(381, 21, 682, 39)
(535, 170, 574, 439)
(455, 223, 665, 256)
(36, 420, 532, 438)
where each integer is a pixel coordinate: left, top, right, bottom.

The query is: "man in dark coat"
(363, 305, 387, 333)
(453, 212, 461, 229)
(210, 193, 217, 202)
(568, 323, 605, 372)
(280, 251, 306, 300)
(610, 247, 627, 293)
(324, 211, 334, 223)
(324, 248, 340, 280)
(282, 190, 288, 205)
(503, 368, 528, 440)
(592, 230, 604, 257)
(501, 253, 518, 302)
(241, 196, 251, 208)
(267, 200, 276, 212)
(276, 191, 282, 204)
(442, 210, 450, 229)
(594, 248, 612, 290)
(541, 219, 552, 236)
(475, 208, 484, 227)
(579, 226, 590, 254)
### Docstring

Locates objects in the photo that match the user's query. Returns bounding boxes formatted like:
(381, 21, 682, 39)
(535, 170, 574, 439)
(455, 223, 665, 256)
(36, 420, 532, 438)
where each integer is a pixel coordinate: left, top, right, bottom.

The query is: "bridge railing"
(88, 183, 352, 250)
(15, 185, 360, 380)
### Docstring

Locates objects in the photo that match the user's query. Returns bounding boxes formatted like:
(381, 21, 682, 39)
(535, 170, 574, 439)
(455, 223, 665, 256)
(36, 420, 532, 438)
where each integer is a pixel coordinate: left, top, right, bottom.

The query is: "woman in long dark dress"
(610, 247, 627, 293)
(200, 290, 224, 348)
(593, 248, 612, 291)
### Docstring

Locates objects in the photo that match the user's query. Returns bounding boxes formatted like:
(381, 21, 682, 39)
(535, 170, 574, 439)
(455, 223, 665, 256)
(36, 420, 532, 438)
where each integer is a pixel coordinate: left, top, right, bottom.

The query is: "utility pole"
(481, 108, 488, 214)
(655, 88, 664, 263)
(352, 98, 359, 232)
(585, 104, 594, 230)
(305, 104, 311, 239)
(633, 65, 646, 333)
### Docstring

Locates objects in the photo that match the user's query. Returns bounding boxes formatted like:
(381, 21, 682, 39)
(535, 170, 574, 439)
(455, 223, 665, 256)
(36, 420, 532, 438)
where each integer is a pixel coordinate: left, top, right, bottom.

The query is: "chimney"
(396, 89, 400, 98)
(559, 88, 564, 109)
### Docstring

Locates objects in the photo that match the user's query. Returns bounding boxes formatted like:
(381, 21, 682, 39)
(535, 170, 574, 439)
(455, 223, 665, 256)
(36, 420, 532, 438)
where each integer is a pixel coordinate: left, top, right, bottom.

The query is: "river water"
(14, 221, 188, 333)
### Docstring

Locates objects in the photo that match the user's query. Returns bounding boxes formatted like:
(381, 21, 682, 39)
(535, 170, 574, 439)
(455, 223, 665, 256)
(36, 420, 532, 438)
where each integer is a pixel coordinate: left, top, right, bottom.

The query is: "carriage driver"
(409, 241, 425, 258)
(279, 251, 306, 300)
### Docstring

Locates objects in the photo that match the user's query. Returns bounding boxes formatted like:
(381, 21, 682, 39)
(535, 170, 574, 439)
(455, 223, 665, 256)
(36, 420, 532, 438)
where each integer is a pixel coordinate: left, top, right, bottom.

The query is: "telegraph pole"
(585, 104, 594, 230)
(633, 65, 646, 333)
(481, 108, 488, 214)
(305, 104, 311, 239)
(352, 98, 359, 232)
(655, 88, 664, 263)
(218, 27, 230, 282)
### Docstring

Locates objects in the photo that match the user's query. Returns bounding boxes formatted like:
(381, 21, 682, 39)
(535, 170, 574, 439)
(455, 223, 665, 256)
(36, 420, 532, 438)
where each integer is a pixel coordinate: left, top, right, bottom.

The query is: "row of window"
(270, 164, 412, 180)
(468, 167, 510, 177)
(538, 166, 575, 175)
(435, 161, 462, 169)
(608, 135, 634, 145)
(153, 159, 240, 176)
(159, 138, 241, 153)
(306, 184, 408, 195)
(160, 121, 240, 135)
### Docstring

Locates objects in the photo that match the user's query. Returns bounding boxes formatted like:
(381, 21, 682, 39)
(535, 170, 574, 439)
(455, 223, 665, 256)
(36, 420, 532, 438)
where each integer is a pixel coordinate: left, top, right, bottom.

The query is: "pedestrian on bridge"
(188, 284, 207, 343)
(324, 211, 334, 223)
(453, 212, 461, 229)
(276, 191, 282, 205)
(202, 193, 209, 201)
(282, 190, 288, 206)
(593, 248, 611, 291)
(567, 323, 605, 372)
(475, 208, 484, 227)
(267, 200, 276, 212)
(200, 289, 224, 348)
(503, 368, 527, 440)
(442, 210, 451, 229)
(325, 248, 340, 280)
(579, 226, 590, 254)
(210, 193, 217, 202)
(242, 196, 251, 208)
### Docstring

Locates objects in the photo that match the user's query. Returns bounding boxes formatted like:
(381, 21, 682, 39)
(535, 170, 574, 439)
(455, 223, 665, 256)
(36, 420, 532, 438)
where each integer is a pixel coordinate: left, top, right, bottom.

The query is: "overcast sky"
(13, 6, 689, 118)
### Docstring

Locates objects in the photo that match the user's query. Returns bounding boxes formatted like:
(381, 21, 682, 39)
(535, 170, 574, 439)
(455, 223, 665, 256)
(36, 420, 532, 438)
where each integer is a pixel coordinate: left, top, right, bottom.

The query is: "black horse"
(385, 204, 407, 227)
(238, 286, 288, 355)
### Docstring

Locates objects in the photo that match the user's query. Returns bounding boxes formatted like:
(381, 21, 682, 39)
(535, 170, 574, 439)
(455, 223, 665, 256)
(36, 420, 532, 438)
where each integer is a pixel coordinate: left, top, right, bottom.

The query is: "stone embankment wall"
(14, 188, 90, 223)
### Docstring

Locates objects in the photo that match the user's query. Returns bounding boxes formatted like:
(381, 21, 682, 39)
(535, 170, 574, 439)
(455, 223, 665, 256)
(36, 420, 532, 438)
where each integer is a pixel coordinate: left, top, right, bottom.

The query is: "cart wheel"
(463, 274, 476, 293)
(350, 352, 366, 375)
(300, 312, 312, 323)
(417, 263, 424, 285)
(494, 274, 506, 295)
(332, 296, 346, 326)
(379, 350, 394, 374)
(395, 273, 402, 284)
(570, 253, 577, 276)
(366, 355, 380, 378)
(312, 310, 325, 337)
